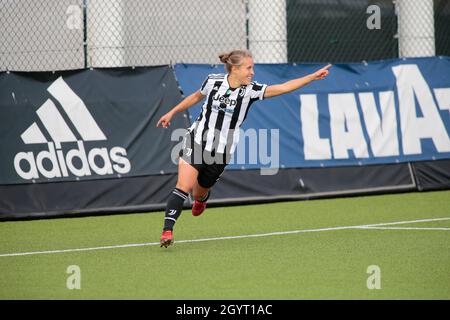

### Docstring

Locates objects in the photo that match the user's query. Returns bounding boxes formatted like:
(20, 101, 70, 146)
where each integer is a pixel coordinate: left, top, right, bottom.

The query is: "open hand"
(312, 64, 332, 80)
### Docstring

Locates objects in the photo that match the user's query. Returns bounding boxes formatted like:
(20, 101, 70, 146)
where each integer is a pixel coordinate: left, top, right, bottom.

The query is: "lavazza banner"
(174, 56, 450, 169)
(0, 67, 184, 185)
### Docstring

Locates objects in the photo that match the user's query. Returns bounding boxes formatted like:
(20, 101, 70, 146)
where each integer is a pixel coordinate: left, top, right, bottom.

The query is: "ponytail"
(218, 52, 231, 64)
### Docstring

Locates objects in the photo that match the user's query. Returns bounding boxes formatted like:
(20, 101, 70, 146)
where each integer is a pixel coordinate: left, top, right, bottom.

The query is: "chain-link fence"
(287, 0, 398, 62)
(1, 0, 85, 71)
(1, 0, 449, 71)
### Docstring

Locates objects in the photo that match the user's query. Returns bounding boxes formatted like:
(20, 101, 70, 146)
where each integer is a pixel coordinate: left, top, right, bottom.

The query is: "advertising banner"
(0, 67, 187, 185)
(174, 57, 450, 170)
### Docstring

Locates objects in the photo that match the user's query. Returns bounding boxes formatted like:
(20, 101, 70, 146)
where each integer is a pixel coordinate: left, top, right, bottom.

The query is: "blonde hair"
(218, 49, 253, 73)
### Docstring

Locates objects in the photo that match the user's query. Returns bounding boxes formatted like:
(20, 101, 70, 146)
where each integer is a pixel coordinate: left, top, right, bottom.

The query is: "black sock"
(163, 188, 188, 231)
(199, 191, 210, 203)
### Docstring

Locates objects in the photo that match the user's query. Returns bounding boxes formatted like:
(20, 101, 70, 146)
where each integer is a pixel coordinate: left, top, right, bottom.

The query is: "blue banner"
(174, 57, 450, 170)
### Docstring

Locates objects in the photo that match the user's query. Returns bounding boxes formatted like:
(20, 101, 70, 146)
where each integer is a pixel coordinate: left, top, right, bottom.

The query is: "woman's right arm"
(156, 91, 204, 128)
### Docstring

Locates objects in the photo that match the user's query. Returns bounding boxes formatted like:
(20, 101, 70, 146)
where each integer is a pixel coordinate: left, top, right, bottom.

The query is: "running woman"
(157, 49, 331, 247)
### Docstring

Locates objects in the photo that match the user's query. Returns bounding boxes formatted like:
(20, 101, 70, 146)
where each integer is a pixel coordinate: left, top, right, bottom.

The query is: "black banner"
(0, 66, 187, 185)
(209, 163, 416, 205)
(412, 159, 450, 191)
(0, 67, 187, 218)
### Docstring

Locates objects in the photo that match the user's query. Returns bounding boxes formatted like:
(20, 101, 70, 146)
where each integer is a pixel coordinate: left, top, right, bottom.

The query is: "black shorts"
(179, 131, 231, 189)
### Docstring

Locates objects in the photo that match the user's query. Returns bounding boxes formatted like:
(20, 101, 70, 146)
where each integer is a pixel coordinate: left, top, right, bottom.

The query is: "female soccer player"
(157, 49, 331, 247)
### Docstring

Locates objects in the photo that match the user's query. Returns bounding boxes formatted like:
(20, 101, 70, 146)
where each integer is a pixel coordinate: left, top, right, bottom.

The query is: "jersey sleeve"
(199, 75, 212, 96)
(249, 81, 268, 100)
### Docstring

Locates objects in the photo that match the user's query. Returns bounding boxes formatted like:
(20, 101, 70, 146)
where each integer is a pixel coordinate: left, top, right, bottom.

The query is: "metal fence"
(1, 0, 449, 71)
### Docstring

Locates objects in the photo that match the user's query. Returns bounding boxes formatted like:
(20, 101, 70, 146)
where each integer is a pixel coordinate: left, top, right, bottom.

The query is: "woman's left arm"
(264, 64, 332, 99)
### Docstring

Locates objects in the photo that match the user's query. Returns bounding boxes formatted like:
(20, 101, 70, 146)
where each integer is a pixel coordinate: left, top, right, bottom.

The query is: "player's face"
(233, 57, 255, 86)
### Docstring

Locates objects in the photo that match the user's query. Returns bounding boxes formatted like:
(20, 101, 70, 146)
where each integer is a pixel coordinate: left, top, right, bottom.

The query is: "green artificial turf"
(0, 190, 449, 299)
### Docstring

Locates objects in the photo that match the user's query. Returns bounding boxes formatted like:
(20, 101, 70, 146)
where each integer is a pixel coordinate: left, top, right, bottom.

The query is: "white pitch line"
(1, 216, 449, 258)
(354, 216, 450, 227)
(358, 226, 450, 231)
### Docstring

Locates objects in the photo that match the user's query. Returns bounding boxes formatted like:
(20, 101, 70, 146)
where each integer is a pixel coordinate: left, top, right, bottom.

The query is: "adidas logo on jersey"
(14, 77, 131, 180)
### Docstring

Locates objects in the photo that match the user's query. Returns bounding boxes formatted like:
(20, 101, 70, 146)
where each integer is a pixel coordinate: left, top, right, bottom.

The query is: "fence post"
(248, 0, 287, 63)
(397, 0, 435, 58)
(83, 0, 88, 68)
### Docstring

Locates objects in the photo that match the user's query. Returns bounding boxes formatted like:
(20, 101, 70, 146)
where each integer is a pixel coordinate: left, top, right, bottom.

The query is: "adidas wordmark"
(14, 77, 131, 180)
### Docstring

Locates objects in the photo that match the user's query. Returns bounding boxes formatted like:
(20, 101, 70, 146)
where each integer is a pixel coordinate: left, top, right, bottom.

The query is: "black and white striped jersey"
(188, 73, 267, 154)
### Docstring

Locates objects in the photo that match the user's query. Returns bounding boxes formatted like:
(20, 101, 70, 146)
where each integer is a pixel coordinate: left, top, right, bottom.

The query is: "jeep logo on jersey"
(13, 77, 131, 180)
(212, 93, 237, 107)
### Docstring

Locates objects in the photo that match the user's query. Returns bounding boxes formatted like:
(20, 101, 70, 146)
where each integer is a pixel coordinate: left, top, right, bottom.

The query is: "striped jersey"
(189, 73, 267, 154)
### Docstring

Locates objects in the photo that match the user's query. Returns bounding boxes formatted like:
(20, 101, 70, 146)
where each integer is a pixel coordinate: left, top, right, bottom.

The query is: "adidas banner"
(0, 67, 186, 185)
(174, 57, 450, 170)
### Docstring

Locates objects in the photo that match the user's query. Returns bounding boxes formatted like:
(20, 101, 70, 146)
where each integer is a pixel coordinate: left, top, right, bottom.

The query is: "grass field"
(0, 190, 449, 300)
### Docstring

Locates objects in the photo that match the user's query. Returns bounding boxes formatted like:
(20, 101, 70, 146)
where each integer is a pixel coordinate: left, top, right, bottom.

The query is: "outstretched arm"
(264, 64, 332, 99)
(156, 91, 204, 128)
